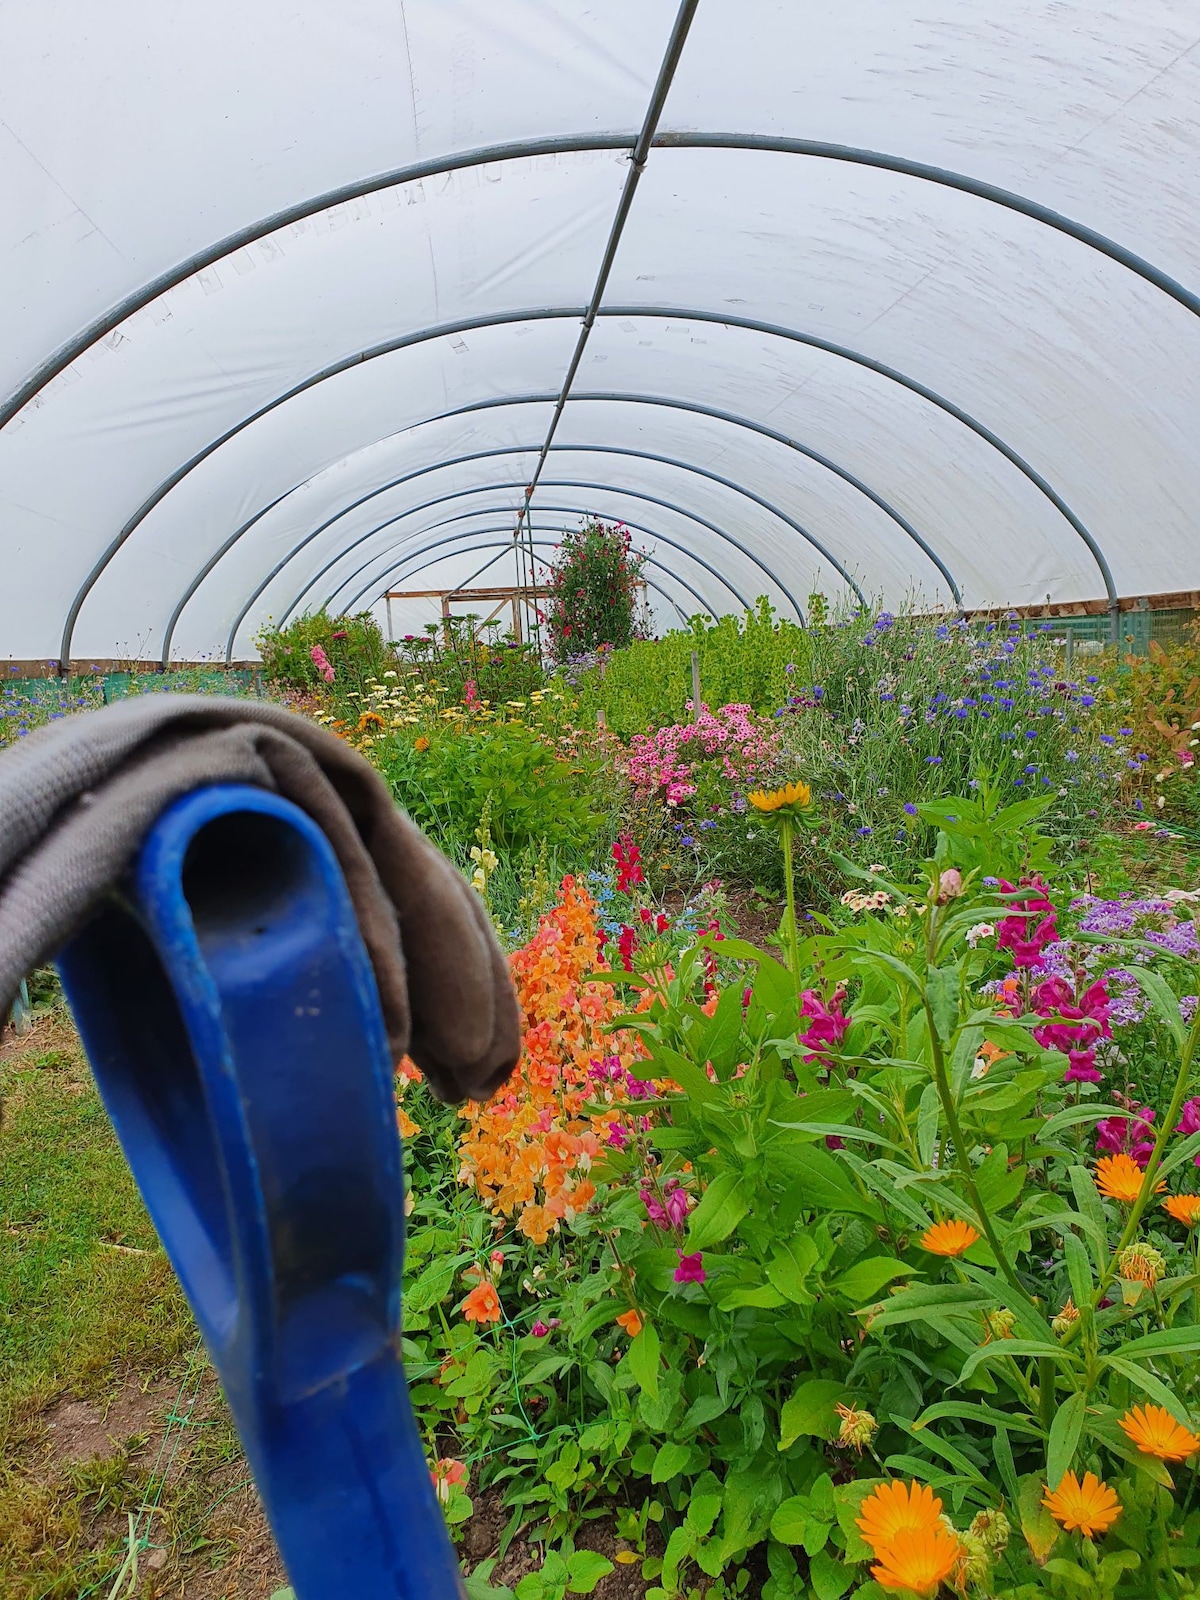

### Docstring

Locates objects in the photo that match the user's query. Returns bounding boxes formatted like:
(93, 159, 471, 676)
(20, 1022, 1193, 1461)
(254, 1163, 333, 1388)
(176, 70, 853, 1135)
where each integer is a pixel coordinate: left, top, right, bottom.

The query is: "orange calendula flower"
(461, 1282, 502, 1324)
(870, 1525, 962, 1596)
(1094, 1152, 1163, 1203)
(920, 1219, 980, 1257)
(615, 1308, 643, 1337)
(746, 779, 813, 814)
(1163, 1193, 1200, 1228)
(857, 1480, 944, 1553)
(1042, 1471, 1121, 1538)
(1119, 1404, 1200, 1461)
(414, 735, 431, 751)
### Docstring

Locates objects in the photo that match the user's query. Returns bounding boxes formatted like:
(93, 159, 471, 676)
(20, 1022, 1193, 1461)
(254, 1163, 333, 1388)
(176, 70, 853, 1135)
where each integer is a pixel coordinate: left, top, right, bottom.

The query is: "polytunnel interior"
(3, 1, 1199, 668)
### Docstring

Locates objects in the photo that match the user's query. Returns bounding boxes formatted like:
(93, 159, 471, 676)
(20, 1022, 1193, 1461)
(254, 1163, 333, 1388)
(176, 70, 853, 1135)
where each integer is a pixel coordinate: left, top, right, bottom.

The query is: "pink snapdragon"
(996, 876, 1058, 967)
(674, 1251, 707, 1285)
(799, 987, 850, 1064)
(309, 644, 335, 684)
(1031, 975, 1112, 1084)
(1096, 1101, 1156, 1167)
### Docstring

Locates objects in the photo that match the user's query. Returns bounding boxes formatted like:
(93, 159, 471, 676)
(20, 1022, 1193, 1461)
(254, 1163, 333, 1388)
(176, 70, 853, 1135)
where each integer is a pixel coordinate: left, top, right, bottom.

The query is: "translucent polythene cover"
(2, 1, 1198, 661)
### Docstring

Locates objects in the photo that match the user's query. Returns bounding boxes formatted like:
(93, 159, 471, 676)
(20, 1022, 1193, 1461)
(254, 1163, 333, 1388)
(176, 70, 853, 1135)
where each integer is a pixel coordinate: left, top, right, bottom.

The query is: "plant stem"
(1094, 989, 1200, 1307)
(781, 816, 801, 990)
(926, 999, 1040, 1313)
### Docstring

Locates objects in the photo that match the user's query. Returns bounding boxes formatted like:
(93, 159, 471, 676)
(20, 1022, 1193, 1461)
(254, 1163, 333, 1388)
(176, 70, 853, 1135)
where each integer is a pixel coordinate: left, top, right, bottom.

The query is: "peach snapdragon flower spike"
(1119, 1404, 1200, 1461)
(920, 1219, 979, 1257)
(1042, 1471, 1121, 1538)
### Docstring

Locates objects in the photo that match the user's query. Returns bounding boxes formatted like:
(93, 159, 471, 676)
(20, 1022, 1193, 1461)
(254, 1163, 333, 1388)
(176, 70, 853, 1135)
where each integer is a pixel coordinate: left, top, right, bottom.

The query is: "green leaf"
(1061, 1232, 1096, 1338)
(1121, 966, 1188, 1048)
(916, 1082, 940, 1168)
(832, 1480, 884, 1563)
(687, 1171, 749, 1250)
(651, 1441, 690, 1483)
(809, 1547, 854, 1600)
(635, 1045, 718, 1104)
(1101, 1355, 1193, 1424)
(565, 1551, 615, 1594)
(1114, 1325, 1200, 1360)
(779, 1378, 845, 1449)
(1046, 1390, 1087, 1490)
(627, 1322, 660, 1400)
(770, 1496, 811, 1545)
(687, 1492, 723, 1537)
(833, 1256, 916, 1305)
(860, 1283, 993, 1330)
(1017, 1473, 1061, 1565)
(405, 1257, 458, 1313)
(926, 965, 959, 1043)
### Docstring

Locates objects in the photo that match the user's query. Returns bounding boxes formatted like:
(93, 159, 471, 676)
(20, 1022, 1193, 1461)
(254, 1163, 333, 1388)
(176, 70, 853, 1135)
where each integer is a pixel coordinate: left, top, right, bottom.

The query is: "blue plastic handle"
(56, 784, 466, 1599)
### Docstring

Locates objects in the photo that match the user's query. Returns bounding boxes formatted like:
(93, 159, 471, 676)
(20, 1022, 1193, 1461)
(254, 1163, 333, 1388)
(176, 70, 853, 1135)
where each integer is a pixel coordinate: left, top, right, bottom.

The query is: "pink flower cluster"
(309, 644, 335, 683)
(623, 703, 780, 806)
(1177, 1098, 1200, 1167)
(612, 833, 645, 893)
(1096, 1100, 1156, 1167)
(799, 987, 851, 1065)
(640, 1175, 692, 1229)
(1031, 974, 1112, 1084)
(996, 876, 1058, 967)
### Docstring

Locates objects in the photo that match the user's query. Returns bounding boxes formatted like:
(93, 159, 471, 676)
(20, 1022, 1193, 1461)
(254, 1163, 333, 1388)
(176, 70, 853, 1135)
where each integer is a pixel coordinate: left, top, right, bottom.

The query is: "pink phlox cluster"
(996, 875, 1058, 967)
(623, 703, 780, 806)
(309, 644, 335, 684)
(1031, 975, 1112, 1084)
(1096, 1099, 1156, 1167)
(799, 987, 851, 1064)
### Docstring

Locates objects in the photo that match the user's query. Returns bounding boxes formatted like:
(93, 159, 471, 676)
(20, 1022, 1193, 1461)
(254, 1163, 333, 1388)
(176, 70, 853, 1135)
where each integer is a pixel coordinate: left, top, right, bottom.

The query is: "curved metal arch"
(9, 127, 1196, 439)
(291, 509, 752, 663)
(61, 301, 1110, 666)
(262, 473, 812, 654)
(356, 531, 705, 629)
(338, 525, 715, 621)
(312, 499, 756, 621)
(168, 420, 954, 668)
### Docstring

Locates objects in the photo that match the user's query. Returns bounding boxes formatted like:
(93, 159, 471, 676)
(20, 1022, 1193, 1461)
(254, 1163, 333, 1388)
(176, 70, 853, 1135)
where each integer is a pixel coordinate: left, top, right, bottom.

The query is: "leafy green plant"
(544, 517, 648, 664)
(253, 608, 396, 694)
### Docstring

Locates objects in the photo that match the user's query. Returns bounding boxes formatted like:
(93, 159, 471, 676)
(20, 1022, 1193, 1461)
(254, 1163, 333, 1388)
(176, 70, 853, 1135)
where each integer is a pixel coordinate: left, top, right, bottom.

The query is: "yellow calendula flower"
(746, 779, 813, 815)
(1042, 1471, 1120, 1538)
(919, 1219, 979, 1258)
(1119, 1404, 1200, 1462)
(1163, 1193, 1200, 1228)
(870, 1525, 962, 1596)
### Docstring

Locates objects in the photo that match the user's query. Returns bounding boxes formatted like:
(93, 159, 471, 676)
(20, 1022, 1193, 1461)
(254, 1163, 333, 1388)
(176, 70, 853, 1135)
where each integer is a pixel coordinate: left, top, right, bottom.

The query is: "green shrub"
(254, 610, 395, 694)
(544, 517, 648, 663)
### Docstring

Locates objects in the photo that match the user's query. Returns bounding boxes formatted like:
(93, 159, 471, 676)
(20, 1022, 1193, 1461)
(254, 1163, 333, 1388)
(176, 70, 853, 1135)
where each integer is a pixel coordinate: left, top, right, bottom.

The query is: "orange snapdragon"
(456, 876, 653, 1243)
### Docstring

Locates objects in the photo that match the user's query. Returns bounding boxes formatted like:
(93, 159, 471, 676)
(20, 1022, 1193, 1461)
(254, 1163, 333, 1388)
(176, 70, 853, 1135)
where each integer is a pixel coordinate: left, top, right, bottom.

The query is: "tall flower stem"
(780, 815, 800, 990)
(1094, 988, 1200, 1307)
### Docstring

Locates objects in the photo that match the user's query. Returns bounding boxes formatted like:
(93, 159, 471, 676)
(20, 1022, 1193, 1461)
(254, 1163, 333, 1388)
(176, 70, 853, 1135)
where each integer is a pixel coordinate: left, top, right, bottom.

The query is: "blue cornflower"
(1086, 675, 1098, 683)
(926, 755, 942, 764)
(1000, 697, 1014, 711)
(1079, 694, 1095, 707)
(1119, 727, 1132, 736)
(1100, 734, 1116, 745)
(680, 835, 696, 847)
(699, 819, 718, 830)
(856, 826, 873, 836)
(936, 625, 950, 639)
(1026, 729, 1037, 738)
(903, 802, 919, 816)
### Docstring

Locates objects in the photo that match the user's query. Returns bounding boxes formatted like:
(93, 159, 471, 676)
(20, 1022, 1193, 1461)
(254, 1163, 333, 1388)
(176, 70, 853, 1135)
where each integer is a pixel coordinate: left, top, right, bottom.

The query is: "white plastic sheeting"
(2, 1, 1198, 662)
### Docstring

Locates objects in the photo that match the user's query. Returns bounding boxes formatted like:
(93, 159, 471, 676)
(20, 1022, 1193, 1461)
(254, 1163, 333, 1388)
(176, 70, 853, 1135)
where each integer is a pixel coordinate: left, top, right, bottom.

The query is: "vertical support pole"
(441, 594, 452, 646)
(386, 595, 394, 643)
(11, 977, 32, 1036)
(690, 650, 701, 714)
(253, 667, 264, 698)
(1065, 630, 1074, 675)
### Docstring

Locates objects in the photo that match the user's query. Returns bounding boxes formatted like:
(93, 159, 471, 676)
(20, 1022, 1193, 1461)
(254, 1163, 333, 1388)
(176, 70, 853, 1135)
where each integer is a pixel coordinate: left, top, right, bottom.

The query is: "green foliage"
(392, 613, 545, 705)
(373, 719, 610, 862)
(567, 599, 806, 736)
(544, 517, 648, 663)
(254, 608, 395, 693)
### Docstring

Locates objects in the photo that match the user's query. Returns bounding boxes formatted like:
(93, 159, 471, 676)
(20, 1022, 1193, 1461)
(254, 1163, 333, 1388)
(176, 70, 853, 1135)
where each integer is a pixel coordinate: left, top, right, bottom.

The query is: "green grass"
(0, 1021, 199, 1598)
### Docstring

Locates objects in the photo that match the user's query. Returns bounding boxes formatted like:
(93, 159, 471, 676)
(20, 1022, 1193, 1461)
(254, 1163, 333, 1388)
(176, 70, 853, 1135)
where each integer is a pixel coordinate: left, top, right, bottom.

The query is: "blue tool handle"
(56, 784, 466, 1599)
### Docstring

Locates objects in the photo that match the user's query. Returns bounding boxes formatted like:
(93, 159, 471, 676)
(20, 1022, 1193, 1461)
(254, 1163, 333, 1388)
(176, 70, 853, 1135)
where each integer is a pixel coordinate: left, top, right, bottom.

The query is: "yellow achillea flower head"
(1042, 1471, 1121, 1538)
(746, 779, 813, 815)
(920, 1219, 979, 1257)
(1118, 1403, 1200, 1461)
(870, 1525, 962, 1596)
